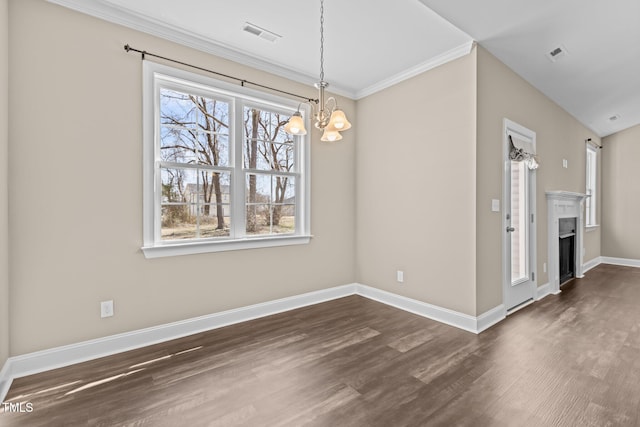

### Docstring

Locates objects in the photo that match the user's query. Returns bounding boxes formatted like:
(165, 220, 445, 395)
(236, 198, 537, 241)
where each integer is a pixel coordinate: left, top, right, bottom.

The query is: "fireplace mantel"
(546, 191, 588, 202)
(546, 191, 587, 294)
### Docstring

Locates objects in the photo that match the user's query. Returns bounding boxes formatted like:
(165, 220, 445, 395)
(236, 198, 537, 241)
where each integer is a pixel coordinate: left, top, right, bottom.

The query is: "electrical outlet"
(101, 300, 114, 318)
(562, 159, 568, 168)
(397, 270, 404, 283)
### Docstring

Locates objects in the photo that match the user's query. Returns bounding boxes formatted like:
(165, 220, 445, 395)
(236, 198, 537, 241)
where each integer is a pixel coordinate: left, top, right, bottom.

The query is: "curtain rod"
(124, 44, 318, 104)
(585, 138, 603, 149)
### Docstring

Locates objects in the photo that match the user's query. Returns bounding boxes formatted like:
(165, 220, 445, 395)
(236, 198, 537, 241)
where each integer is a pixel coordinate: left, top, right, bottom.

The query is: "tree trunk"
(213, 172, 224, 229)
(202, 172, 211, 216)
(246, 109, 259, 232)
(272, 176, 288, 226)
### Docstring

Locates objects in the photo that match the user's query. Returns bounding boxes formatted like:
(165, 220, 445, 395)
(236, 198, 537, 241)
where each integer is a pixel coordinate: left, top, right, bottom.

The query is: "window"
(585, 144, 597, 227)
(142, 62, 310, 258)
(510, 160, 529, 284)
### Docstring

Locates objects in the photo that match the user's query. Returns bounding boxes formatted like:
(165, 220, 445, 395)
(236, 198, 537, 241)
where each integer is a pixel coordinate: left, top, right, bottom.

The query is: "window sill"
(142, 235, 312, 259)
(585, 225, 599, 233)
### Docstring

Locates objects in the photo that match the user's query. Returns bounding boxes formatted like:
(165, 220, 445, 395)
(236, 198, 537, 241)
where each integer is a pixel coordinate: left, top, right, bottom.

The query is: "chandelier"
(284, 0, 351, 141)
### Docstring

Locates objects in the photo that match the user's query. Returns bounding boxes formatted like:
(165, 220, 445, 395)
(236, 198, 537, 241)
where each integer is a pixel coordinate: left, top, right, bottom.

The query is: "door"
(503, 119, 536, 312)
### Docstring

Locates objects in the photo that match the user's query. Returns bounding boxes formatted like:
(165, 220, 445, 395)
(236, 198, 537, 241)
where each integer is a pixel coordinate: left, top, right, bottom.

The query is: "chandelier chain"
(319, 0, 325, 82)
(282, 0, 351, 139)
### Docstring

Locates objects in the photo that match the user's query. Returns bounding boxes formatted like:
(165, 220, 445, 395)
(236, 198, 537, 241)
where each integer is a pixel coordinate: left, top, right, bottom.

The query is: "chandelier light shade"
(328, 108, 351, 131)
(284, 111, 307, 135)
(321, 128, 342, 142)
(284, 0, 352, 141)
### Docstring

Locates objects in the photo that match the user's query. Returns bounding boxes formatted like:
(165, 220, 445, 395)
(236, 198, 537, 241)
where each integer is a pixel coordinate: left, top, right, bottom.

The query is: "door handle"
(506, 227, 515, 232)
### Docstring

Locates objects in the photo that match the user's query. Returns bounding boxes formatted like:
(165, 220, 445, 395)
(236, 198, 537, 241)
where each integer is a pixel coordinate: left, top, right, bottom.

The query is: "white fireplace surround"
(546, 191, 587, 294)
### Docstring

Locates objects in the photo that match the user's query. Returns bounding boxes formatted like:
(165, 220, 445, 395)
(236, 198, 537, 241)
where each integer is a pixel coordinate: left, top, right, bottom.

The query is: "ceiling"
(49, 0, 640, 137)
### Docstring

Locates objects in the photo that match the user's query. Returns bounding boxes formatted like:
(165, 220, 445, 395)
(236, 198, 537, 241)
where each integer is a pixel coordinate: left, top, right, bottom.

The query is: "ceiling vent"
(242, 22, 281, 43)
(546, 45, 568, 62)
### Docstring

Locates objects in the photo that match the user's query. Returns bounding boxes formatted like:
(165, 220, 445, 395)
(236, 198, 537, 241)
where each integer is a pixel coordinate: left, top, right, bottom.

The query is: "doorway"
(502, 119, 537, 312)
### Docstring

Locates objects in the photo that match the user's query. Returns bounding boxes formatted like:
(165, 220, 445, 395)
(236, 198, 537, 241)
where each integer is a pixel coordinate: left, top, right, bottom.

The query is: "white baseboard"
(477, 304, 506, 333)
(0, 359, 12, 403)
(355, 284, 478, 333)
(6, 284, 357, 384)
(583, 256, 603, 273)
(536, 282, 552, 300)
(2, 282, 506, 400)
(601, 256, 640, 268)
(355, 284, 503, 334)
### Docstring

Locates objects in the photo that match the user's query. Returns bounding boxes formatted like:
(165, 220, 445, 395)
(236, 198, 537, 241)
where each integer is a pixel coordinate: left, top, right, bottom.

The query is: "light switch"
(562, 159, 568, 168)
(491, 199, 500, 212)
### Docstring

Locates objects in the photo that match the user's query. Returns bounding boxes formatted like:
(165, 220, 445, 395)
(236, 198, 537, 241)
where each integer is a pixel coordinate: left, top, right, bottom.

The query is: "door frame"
(502, 118, 537, 314)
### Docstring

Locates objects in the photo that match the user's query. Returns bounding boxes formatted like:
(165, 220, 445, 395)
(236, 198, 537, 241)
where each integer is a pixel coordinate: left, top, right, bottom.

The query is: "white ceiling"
(49, 0, 640, 137)
(419, 0, 640, 137)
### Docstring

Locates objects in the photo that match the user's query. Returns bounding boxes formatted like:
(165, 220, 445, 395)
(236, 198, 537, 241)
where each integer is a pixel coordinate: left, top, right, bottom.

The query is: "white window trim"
(141, 62, 311, 258)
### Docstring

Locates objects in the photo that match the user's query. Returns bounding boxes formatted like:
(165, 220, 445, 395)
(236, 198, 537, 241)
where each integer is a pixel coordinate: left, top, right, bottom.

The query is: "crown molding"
(354, 41, 476, 100)
(46, 0, 358, 99)
(46, 1, 475, 101)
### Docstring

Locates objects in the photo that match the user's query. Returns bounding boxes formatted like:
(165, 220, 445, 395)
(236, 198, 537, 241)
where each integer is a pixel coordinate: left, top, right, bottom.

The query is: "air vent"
(242, 22, 281, 43)
(546, 44, 568, 62)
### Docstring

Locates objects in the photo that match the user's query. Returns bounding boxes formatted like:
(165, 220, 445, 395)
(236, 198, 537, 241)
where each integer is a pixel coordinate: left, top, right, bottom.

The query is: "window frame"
(142, 62, 311, 258)
(585, 143, 598, 229)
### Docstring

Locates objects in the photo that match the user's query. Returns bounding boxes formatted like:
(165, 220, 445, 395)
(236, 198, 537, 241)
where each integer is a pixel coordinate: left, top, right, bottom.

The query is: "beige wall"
(6, 1, 621, 359)
(602, 124, 640, 260)
(8, 0, 356, 355)
(476, 47, 601, 313)
(355, 51, 478, 316)
(0, 0, 9, 367)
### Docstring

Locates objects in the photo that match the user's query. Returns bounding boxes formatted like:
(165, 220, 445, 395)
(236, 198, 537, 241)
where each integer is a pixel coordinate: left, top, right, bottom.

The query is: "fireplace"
(559, 217, 576, 284)
(546, 191, 587, 294)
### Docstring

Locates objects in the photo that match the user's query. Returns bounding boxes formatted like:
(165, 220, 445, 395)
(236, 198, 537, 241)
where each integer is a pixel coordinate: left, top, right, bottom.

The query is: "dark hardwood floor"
(2, 264, 640, 426)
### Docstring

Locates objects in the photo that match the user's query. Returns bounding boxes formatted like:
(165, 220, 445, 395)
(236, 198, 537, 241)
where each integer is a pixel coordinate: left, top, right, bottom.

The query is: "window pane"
(160, 89, 197, 126)
(160, 88, 230, 167)
(196, 171, 231, 237)
(160, 127, 199, 164)
(197, 132, 230, 167)
(246, 174, 295, 235)
(243, 107, 294, 171)
(161, 205, 197, 240)
(246, 204, 271, 236)
(274, 175, 295, 202)
(246, 173, 272, 204)
(161, 168, 231, 240)
(161, 168, 198, 203)
(586, 147, 597, 226)
(510, 161, 528, 284)
(200, 205, 230, 238)
(200, 170, 231, 204)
